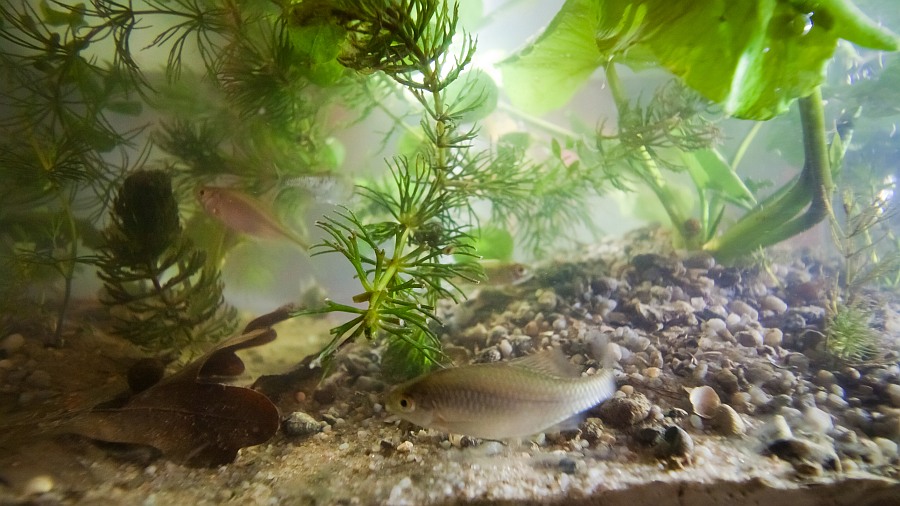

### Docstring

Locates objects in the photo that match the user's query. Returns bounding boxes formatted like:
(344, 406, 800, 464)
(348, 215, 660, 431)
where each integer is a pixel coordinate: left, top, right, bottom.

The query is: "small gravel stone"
(23, 475, 54, 495)
(1, 333, 25, 354)
(596, 393, 651, 428)
(558, 457, 577, 474)
(490, 325, 509, 339)
(25, 370, 52, 388)
(730, 300, 758, 321)
(763, 328, 783, 347)
(498, 339, 513, 358)
(736, 329, 763, 348)
(536, 290, 558, 312)
(761, 295, 788, 314)
(886, 383, 900, 408)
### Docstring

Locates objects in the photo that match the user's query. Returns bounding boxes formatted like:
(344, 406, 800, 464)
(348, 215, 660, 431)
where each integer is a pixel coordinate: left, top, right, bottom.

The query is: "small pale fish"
(282, 173, 354, 204)
(386, 348, 616, 439)
(455, 260, 532, 287)
(196, 186, 309, 250)
(479, 260, 532, 286)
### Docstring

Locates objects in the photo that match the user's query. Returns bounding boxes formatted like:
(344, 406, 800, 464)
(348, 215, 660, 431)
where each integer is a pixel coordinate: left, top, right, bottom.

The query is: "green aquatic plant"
(824, 302, 879, 363)
(284, 0, 485, 376)
(499, 0, 899, 261)
(96, 170, 237, 353)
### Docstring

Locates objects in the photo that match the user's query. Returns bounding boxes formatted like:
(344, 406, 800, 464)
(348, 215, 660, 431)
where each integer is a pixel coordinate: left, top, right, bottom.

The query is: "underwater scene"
(2, 0, 900, 504)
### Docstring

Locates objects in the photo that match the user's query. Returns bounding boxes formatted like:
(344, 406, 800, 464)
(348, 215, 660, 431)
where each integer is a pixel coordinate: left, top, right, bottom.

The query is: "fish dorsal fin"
(509, 348, 581, 378)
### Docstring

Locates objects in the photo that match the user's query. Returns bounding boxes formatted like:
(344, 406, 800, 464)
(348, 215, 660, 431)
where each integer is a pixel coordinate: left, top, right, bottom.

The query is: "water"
(1, 0, 900, 503)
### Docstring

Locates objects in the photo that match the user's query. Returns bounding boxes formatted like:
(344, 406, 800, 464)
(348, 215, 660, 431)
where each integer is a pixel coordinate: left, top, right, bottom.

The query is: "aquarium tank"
(2, 0, 900, 504)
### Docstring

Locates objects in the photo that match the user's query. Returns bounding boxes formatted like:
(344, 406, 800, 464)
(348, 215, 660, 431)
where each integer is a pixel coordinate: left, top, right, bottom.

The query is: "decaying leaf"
(64, 306, 296, 467)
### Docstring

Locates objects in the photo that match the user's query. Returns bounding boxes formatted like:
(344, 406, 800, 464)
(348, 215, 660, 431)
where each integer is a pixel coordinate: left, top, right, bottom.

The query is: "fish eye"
(397, 395, 415, 411)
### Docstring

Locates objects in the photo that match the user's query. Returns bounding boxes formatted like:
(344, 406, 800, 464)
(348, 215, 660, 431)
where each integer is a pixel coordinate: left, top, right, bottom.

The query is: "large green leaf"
(499, 0, 899, 119)
(681, 149, 756, 207)
(497, 0, 606, 115)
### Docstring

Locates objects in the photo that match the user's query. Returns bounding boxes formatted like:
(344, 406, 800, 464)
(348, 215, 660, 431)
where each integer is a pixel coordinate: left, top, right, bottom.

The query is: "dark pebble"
(558, 457, 577, 474)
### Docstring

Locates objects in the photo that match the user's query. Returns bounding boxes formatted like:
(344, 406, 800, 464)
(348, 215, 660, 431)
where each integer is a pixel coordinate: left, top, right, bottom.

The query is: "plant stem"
(496, 102, 577, 139)
(731, 121, 762, 172)
(606, 63, 694, 246)
(53, 189, 78, 345)
(703, 87, 833, 260)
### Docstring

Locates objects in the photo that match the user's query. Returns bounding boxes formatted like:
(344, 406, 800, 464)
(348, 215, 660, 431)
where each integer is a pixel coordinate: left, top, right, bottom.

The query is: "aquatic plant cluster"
(1, 1, 899, 371)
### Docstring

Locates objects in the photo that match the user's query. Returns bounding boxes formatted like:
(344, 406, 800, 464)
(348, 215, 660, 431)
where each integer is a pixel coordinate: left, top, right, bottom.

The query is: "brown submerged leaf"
(64, 305, 296, 467)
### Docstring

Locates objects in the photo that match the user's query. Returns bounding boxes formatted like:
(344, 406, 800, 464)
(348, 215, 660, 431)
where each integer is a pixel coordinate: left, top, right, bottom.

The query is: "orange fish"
(196, 186, 309, 249)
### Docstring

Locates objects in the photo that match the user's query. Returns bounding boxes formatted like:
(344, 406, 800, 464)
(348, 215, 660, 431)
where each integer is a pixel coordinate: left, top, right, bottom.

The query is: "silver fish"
(196, 186, 309, 249)
(385, 348, 616, 439)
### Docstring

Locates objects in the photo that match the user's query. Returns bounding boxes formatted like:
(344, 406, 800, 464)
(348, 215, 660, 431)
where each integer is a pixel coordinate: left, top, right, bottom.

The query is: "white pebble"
(396, 441, 414, 453)
(763, 328, 783, 347)
(730, 300, 759, 321)
(689, 414, 704, 430)
(1, 333, 24, 354)
(873, 437, 898, 460)
(23, 475, 53, 495)
(761, 295, 788, 314)
(887, 384, 900, 408)
(704, 318, 726, 334)
(803, 406, 833, 434)
(498, 339, 513, 358)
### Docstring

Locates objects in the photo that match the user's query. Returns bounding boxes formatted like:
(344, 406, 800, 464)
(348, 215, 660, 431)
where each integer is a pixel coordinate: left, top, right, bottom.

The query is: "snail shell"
(689, 385, 721, 419)
(710, 403, 746, 436)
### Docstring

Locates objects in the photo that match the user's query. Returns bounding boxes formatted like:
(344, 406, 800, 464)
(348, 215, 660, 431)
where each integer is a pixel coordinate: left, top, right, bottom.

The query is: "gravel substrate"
(2, 229, 899, 505)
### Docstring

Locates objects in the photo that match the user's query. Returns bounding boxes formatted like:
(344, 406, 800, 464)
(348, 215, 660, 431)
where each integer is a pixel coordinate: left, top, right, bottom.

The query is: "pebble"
(703, 318, 727, 334)
(714, 368, 740, 394)
(826, 393, 849, 410)
(730, 300, 758, 321)
(558, 457, 577, 474)
(761, 295, 788, 314)
(490, 325, 509, 339)
(498, 339, 513, 358)
(1, 333, 25, 354)
(396, 441, 414, 453)
(23, 475, 54, 495)
(461, 323, 488, 343)
(596, 393, 651, 428)
(813, 370, 836, 387)
(551, 318, 567, 331)
(873, 437, 898, 460)
(536, 290, 558, 312)
(25, 370, 52, 388)
(763, 328, 783, 347)
(802, 406, 833, 434)
(736, 329, 762, 348)
(887, 383, 900, 408)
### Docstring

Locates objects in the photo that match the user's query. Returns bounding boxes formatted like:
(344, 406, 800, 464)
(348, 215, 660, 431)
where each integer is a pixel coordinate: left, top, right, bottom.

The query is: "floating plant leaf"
(500, 0, 900, 119)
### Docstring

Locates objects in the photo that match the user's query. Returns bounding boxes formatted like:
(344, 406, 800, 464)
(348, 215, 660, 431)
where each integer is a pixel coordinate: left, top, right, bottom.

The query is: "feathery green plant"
(96, 170, 237, 353)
